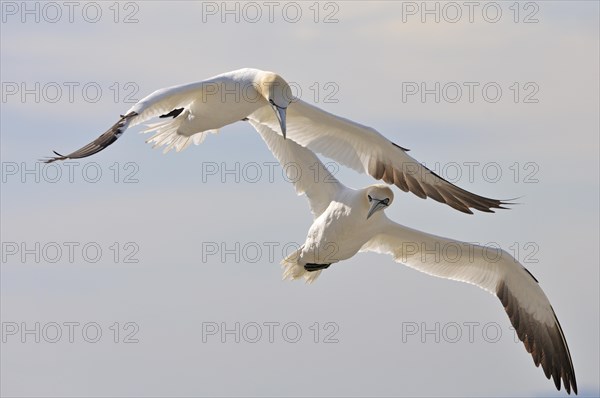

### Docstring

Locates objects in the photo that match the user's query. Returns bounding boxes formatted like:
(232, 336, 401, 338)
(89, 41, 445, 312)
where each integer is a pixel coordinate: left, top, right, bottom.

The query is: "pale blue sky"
(1, 1, 599, 397)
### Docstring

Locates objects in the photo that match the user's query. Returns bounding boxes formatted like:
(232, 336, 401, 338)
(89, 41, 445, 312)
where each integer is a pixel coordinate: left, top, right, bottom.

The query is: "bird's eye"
(368, 195, 373, 202)
(382, 198, 390, 206)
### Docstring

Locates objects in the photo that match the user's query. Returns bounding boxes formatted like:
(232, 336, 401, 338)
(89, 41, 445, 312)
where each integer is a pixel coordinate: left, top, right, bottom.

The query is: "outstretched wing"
(43, 80, 220, 163)
(43, 112, 138, 163)
(361, 218, 577, 394)
(250, 99, 510, 214)
(248, 120, 343, 218)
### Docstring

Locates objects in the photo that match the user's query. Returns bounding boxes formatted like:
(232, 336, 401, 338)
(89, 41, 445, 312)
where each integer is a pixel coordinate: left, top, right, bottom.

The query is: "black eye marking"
(382, 198, 390, 206)
(368, 195, 373, 202)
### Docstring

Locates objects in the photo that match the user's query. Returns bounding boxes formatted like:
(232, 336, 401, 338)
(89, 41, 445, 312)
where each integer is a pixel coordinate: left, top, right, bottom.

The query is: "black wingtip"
(454, 206, 474, 215)
(41, 150, 67, 163)
(42, 111, 138, 164)
(391, 141, 410, 152)
(503, 195, 524, 203)
(554, 375, 562, 391)
(495, 196, 524, 210)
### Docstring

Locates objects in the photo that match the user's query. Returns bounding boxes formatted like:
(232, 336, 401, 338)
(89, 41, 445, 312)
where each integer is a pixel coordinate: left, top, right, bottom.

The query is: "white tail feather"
(281, 249, 322, 284)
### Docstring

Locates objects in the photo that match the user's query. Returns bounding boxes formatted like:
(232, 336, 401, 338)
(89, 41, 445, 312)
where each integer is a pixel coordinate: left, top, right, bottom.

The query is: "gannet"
(44, 68, 509, 214)
(249, 120, 577, 395)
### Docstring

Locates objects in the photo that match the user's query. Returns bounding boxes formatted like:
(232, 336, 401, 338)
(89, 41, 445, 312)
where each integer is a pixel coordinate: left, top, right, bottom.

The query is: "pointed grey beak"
(367, 199, 389, 219)
(271, 104, 287, 139)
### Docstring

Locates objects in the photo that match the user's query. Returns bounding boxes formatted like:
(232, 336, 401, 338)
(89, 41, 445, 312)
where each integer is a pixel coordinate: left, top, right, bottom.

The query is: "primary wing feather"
(250, 99, 510, 214)
(361, 219, 577, 394)
(44, 81, 216, 162)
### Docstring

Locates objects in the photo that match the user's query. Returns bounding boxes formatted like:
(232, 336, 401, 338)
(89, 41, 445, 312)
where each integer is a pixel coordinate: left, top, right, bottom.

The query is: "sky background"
(1, 1, 599, 397)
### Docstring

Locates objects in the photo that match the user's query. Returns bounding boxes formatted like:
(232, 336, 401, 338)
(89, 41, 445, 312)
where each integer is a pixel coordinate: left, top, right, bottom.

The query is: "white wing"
(249, 99, 510, 214)
(43, 69, 269, 163)
(361, 218, 577, 394)
(43, 81, 215, 163)
(249, 120, 343, 218)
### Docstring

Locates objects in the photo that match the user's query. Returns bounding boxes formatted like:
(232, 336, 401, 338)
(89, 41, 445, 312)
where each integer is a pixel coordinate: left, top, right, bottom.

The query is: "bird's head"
(365, 185, 394, 219)
(257, 71, 293, 139)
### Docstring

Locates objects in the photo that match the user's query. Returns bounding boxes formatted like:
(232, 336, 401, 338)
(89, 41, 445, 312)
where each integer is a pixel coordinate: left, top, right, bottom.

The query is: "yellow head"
(256, 71, 293, 138)
(365, 185, 394, 219)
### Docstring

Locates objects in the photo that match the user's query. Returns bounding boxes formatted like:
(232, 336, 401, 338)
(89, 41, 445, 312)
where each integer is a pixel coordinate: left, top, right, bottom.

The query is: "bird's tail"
(281, 249, 322, 284)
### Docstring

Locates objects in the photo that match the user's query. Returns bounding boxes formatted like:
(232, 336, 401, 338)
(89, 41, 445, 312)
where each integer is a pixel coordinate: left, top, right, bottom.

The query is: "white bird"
(45, 68, 509, 214)
(45, 68, 290, 159)
(44, 68, 575, 393)
(249, 120, 577, 395)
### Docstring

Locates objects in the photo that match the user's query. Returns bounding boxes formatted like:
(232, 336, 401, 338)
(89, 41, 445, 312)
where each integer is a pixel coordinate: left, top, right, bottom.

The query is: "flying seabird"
(42, 68, 575, 393)
(44, 68, 510, 214)
(249, 119, 577, 395)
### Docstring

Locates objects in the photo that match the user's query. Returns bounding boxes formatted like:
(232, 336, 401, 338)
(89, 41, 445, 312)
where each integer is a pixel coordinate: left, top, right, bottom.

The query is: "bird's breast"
(301, 202, 371, 264)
